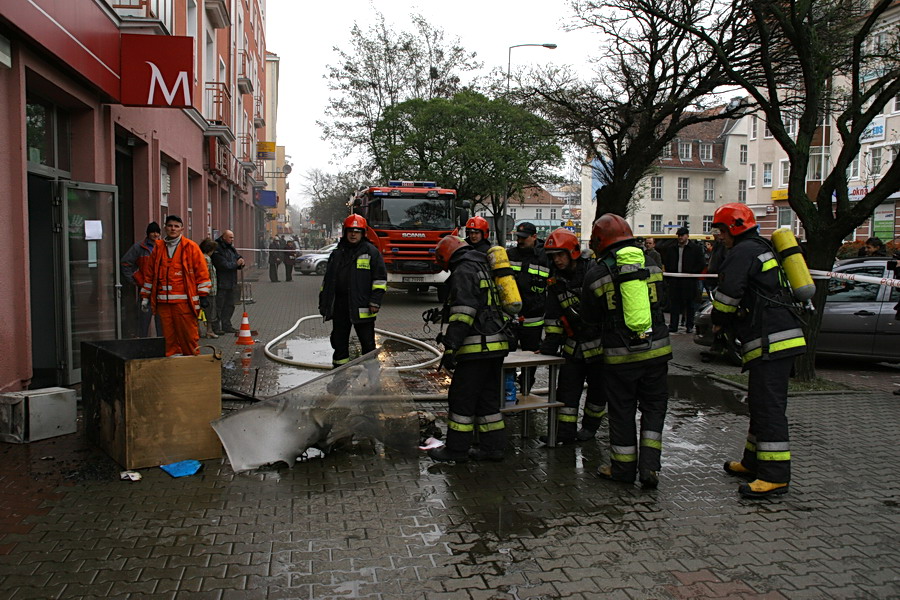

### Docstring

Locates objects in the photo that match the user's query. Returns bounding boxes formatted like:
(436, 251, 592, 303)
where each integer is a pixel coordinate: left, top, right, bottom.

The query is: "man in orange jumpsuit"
(140, 215, 211, 356)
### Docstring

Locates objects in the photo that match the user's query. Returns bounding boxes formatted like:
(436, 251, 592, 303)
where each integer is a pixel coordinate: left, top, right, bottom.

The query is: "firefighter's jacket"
(540, 256, 602, 362)
(582, 242, 671, 368)
(121, 237, 155, 288)
(140, 237, 211, 317)
(318, 238, 387, 324)
(442, 246, 512, 362)
(507, 243, 550, 330)
(710, 231, 806, 369)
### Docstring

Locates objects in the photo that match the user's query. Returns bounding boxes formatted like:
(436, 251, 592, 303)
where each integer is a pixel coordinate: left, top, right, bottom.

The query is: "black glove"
(539, 342, 560, 356)
(435, 332, 444, 346)
(200, 296, 210, 309)
(440, 352, 457, 372)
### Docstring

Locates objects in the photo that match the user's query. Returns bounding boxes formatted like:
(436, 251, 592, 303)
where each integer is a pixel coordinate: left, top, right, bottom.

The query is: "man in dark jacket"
(506, 222, 550, 392)
(212, 230, 244, 334)
(120, 221, 162, 338)
(318, 215, 387, 368)
(660, 227, 706, 333)
(711, 204, 806, 499)
(428, 235, 512, 463)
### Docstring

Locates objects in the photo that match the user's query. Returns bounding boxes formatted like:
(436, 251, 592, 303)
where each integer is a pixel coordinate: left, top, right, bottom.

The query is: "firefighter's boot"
(723, 461, 755, 479)
(428, 446, 469, 463)
(738, 479, 789, 499)
(639, 469, 659, 490)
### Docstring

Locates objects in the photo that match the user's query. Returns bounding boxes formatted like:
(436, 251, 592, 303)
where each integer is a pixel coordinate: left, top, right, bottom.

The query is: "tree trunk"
(792, 237, 842, 382)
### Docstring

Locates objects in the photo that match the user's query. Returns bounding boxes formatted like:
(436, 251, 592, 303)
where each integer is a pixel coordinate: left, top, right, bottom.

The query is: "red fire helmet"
(435, 235, 468, 269)
(465, 216, 490, 236)
(590, 213, 633, 254)
(544, 228, 581, 259)
(343, 214, 367, 231)
(712, 203, 757, 236)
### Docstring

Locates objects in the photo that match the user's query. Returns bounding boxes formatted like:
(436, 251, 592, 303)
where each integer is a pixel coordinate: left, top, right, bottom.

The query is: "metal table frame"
(499, 350, 566, 446)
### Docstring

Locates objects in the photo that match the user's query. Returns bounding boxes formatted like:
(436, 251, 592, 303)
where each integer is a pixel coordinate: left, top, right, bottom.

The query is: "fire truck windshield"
(366, 196, 454, 230)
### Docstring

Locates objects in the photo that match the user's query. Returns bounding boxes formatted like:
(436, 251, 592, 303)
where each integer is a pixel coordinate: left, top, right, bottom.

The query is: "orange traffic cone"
(235, 312, 254, 346)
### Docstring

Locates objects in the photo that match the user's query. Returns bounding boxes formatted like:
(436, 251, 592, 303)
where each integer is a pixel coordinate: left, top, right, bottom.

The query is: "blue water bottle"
(505, 373, 517, 405)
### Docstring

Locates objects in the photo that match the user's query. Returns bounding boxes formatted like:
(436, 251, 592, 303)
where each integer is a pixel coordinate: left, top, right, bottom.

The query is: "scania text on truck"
(351, 180, 467, 300)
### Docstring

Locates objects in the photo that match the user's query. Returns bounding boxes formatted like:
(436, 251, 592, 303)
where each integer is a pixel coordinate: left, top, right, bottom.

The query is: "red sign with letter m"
(120, 34, 194, 108)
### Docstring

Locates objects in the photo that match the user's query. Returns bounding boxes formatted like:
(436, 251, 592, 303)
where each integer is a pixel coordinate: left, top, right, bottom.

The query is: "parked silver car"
(294, 243, 337, 275)
(693, 257, 899, 363)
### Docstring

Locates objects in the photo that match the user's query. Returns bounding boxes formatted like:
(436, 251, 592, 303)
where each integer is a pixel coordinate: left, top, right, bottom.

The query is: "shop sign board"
(120, 34, 194, 108)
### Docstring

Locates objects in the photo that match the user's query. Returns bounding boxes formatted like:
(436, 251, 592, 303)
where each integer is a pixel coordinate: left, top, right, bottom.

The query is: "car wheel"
(315, 262, 327, 276)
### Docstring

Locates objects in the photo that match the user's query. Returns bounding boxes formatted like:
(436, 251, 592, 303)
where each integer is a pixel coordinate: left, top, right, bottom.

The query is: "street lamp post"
(500, 42, 557, 243)
(506, 43, 557, 93)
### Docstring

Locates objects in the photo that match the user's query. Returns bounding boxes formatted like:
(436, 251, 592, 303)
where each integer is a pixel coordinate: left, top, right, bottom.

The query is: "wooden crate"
(82, 339, 222, 469)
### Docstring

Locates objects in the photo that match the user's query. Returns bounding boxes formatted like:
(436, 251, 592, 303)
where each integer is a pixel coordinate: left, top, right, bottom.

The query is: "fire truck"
(351, 180, 466, 299)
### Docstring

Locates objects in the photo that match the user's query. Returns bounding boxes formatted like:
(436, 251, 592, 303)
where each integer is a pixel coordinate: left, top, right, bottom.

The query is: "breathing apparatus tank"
(486, 246, 523, 316)
(771, 228, 815, 302)
(614, 245, 653, 337)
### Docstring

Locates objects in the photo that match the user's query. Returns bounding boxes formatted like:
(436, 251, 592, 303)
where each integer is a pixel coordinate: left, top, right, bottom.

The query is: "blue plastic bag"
(160, 459, 202, 478)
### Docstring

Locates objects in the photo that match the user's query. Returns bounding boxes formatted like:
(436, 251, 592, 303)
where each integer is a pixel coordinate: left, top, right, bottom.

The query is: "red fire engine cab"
(351, 180, 466, 299)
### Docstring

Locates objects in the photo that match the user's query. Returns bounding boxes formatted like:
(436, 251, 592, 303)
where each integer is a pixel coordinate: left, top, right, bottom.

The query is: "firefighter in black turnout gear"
(507, 222, 550, 392)
(711, 203, 806, 499)
(318, 215, 388, 368)
(582, 214, 671, 489)
(539, 228, 606, 446)
(429, 236, 512, 463)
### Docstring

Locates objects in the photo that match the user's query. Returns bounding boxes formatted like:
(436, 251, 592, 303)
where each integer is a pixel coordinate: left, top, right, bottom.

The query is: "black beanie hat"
(147, 221, 161, 235)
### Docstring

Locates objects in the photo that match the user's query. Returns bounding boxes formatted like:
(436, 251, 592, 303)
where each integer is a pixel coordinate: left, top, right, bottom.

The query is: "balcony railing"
(107, 0, 173, 32)
(253, 93, 266, 129)
(203, 81, 234, 141)
(237, 50, 254, 95)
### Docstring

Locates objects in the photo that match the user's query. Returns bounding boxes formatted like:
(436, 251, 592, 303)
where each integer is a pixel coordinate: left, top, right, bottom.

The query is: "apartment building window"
(651, 176, 663, 200)
(868, 147, 882, 177)
(847, 153, 860, 180)
(703, 178, 716, 202)
(762, 163, 773, 187)
(651, 214, 663, 234)
(661, 144, 673, 159)
(739, 144, 748, 164)
(750, 115, 758, 139)
(679, 141, 692, 160)
(550, 208, 557, 221)
(777, 206, 793, 229)
(703, 215, 713, 233)
(509, 208, 516, 220)
(749, 164, 757, 187)
(764, 121, 772, 138)
(675, 177, 689, 201)
(894, 94, 900, 112)
(780, 159, 790, 187)
(700, 143, 713, 161)
(808, 146, 831, 181)
(677, 214, 689, 228)
(738, 179, 747, 203)
(785, 117, 798, 137)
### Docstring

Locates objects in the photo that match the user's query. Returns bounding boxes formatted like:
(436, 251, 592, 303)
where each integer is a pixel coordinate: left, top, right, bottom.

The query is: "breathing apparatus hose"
(264, 314, 443, 371)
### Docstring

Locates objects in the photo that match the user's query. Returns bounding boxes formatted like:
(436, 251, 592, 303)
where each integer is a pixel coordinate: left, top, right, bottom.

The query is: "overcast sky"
(265, 0, 602, 208)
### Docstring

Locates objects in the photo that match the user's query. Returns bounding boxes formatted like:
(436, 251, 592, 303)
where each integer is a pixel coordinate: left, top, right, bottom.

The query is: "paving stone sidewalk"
(1, 268, 899, 599)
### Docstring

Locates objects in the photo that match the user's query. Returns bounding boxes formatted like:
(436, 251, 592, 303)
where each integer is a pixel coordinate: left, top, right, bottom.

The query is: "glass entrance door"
(60, 181, 120, 384)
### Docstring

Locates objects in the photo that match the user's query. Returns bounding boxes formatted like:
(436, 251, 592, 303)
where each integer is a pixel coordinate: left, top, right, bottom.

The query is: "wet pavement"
(2, 267, 900, 599)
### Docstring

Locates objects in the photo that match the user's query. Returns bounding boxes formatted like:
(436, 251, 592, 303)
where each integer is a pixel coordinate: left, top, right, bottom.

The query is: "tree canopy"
(319, 12, 482, 172)
(371, 90, 564, 232)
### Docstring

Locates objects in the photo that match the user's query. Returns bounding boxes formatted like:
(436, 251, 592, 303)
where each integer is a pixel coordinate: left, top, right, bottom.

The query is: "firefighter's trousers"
(330, 299, 376, 367)
(555, 358, 607, 441)
(156, 302, 200, 357)
(740, 356, 792, 484)
(446, 358, 506, 453)
(604, 362, 668, 480)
